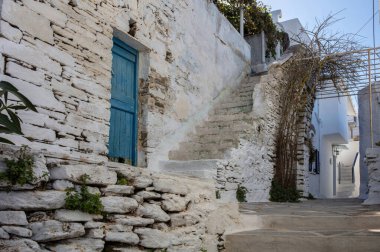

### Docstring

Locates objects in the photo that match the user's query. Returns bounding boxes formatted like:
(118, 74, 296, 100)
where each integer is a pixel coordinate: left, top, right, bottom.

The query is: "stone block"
(72, 77, 109, 99)
(1, 0, 54, 43)
(101, 196, 138, 213)
(30, 220, 85, 242)
(136, 203, 170, 222)
(133, 176, 153, 189)
(0, 227, 9, 239)
(115, 216, 154, 227)
(49, 165, 117, 185)
(136, 190, 161, 200)
(105, 231, 139, 245)
(170, 212, 201, 228)
(22, 0, 68, 27)
(0, 211, 28, 225)
(0, 239, 41, 251)
(45, 238, 104, 252)
(161, 194, 189, 212)
(34, 39, 76, 67)
(86, 228, 104, 239)
(2, 226, 32, 237)
(54, 210, 102, 222)
(0, 191, 66, 210)
(0, 75, 65, 112)
(52, 180, 74, 191)
(22, 123, 56, 142)
(84, 221, 106, 229)
(100, 185, 134, 195)
(5, 61, 45, 86)
(153, 178, 189, 195)
(134, 228, 176, 249)
(0, 20, 22, 43)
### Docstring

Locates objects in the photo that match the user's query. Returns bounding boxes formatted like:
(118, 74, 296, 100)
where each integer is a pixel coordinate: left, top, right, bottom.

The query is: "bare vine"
(271, 13, 364, 200)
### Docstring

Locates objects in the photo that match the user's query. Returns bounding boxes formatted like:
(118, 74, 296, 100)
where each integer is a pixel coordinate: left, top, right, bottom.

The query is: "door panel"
(109, 38, 138, 165)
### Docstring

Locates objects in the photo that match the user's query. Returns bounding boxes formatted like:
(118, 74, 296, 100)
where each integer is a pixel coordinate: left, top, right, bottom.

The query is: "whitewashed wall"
(0, 0, 250, 167)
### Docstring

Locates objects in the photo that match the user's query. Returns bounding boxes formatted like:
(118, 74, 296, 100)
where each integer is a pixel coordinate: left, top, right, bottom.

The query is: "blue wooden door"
(109, 38, 138, 165)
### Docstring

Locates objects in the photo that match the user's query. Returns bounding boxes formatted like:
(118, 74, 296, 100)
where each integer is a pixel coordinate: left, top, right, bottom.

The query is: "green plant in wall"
(236, 185, 247, 202)
(0, 81, 37, 144)
(214, 0, 288, 57)
(0, 145, 35, 186)
(65, 174, 104, 215)
(116, 172, 130, 185)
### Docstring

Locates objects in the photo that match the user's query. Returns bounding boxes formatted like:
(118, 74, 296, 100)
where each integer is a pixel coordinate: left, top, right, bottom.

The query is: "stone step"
(187, 133, 251, 144)
(225, 229, 380, 252)
(246, 214, 380, 231)
(169, 148, 229, 160)
(213, 106, 252, 115)
(195, 123, 250, 135)
(217, 100, 253, 109)
(158, 159, 219, 179)
(175, 141, 238, 154)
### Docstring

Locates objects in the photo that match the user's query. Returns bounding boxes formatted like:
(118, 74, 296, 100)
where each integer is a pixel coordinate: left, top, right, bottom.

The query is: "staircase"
(168, 74, 268, 161)
(225, 199, 380, 252)
(337, 164, 355, 198)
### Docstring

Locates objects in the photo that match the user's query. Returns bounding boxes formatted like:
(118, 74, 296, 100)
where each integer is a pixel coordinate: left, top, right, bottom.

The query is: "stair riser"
(259, 216, 380, 230)
(225, 235, 380, 252)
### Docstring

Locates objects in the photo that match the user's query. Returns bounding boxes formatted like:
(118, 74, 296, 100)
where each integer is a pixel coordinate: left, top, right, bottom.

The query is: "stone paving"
(225, 199, 380, 252)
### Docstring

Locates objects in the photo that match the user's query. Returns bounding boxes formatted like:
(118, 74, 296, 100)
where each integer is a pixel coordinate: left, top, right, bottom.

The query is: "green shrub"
(0, 146, 35, 186)
(65, 175, 104, 214)
(269, 181, 300, 202)
(236, 185, 247, 202)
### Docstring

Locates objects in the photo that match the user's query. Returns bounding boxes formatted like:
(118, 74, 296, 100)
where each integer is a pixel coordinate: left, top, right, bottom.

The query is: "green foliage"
(0, 81, 37, 144)
(200, 249, 208, 252)
(269, 181, 300, 202)
(236, 185, 247, 202)
(65, 175, 104, 214)
(116, 172, 129, 185)
(0, 146, 35, 186)
(216, 190, 221, 199)
(214, 0, 287, 57)
(376, 141, 380, 147)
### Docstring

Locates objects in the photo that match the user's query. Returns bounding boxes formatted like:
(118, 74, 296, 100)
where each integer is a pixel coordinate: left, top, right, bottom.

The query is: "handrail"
(352, 152, 359, 183)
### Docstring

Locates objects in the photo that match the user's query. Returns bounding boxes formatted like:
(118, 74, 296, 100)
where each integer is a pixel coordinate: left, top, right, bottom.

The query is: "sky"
(261, 0, 380, 48)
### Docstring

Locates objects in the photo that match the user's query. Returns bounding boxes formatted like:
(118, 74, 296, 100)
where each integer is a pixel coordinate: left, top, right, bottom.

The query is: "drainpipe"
(240, 6, 244, 37)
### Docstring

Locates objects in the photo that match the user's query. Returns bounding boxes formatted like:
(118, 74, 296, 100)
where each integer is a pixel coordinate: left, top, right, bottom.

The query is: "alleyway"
(225, 199, 380, 251)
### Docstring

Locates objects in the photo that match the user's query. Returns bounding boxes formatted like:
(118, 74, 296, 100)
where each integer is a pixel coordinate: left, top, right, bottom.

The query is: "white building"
(275, 12, 361, 198)
(309, 94, 360, 198)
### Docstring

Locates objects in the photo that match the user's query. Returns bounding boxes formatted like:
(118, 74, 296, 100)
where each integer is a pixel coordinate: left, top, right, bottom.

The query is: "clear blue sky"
(261, 0, 380, 48)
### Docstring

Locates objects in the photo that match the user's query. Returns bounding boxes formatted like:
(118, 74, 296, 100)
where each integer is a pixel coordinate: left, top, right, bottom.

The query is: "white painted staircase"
(168, 74, 268, 161)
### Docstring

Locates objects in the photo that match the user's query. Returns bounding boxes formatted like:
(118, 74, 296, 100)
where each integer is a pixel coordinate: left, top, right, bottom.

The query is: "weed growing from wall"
(0, 146, 35, 186)
(65, 174, 104, 214)
(236, 185, 247, 202)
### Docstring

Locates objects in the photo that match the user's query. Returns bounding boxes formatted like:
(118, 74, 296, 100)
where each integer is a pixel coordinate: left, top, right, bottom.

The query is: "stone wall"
(0, 0, 250, 167)
(363, 148, 380, 205)
(215, 62, 285, 202)
(0, 145, 239, 251)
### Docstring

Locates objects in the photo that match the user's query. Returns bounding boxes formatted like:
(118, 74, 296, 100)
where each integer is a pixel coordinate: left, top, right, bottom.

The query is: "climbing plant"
(270, 14, 364, 201)
(214, 0, 288, 57)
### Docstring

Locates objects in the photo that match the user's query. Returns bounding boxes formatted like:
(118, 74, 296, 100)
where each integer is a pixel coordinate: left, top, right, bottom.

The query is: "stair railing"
(351, 152, 359, 184)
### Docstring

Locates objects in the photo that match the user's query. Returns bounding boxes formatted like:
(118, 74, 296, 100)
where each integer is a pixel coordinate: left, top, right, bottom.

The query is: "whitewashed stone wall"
(0, 0, 250, 167)
(0, 145, 239, 251)
(216, 64, 283, 202)
(363, 148, 380, 205)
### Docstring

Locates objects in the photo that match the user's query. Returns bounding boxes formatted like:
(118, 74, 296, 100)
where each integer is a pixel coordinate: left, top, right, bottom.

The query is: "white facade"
(309, 94, 360, 198)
